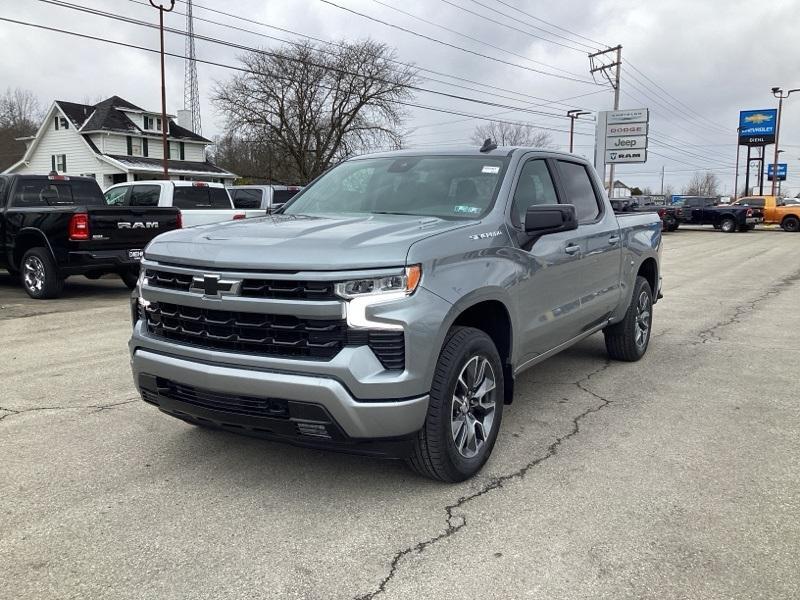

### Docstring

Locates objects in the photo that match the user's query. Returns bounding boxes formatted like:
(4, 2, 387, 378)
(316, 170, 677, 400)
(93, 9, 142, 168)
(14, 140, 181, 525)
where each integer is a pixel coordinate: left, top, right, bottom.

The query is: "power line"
(35, 0, 596, 123)
(437, 0, 590, 53)
(316, 0, 602, 85)
(129, 0, 607, 110)
(366, 0, 591, 80)
(0, 15, 594, 138)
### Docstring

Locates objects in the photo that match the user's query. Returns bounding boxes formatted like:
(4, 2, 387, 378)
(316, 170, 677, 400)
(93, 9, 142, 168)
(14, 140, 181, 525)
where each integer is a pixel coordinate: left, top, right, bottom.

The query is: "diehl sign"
(739, 109, 777, 145)
(608, 135, 647, 150)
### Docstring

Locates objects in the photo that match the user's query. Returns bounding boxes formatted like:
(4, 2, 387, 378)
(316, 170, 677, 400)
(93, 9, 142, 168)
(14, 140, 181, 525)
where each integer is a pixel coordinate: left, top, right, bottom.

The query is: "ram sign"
(739, 109, 777, 145)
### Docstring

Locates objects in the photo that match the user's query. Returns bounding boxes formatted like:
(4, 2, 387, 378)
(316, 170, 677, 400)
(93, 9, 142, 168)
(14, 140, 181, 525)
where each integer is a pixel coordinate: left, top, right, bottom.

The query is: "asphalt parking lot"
(1, 228, 799, 600)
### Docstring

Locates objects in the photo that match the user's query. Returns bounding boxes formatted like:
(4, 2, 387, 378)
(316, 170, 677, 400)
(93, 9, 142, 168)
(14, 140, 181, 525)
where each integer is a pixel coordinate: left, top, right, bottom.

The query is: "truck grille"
(142, 301, 405, 369)
(144, 268, 336, 300)
(144, 301, 347, 359)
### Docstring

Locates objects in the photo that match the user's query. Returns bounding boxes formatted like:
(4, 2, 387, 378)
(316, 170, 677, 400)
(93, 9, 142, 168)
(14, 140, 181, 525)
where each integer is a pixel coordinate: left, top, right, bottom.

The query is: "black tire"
(671, 221, 680, 231)
(604, 276, 653, 362)
(120, 269, 139, 290)
(720, 218, 736, 233)
(782, 216, 800, 232)
(20, 247, 63, 299)
(406, 326, 505, 482)
(84, 272, 103, 280)
(663, 217, 676, 232)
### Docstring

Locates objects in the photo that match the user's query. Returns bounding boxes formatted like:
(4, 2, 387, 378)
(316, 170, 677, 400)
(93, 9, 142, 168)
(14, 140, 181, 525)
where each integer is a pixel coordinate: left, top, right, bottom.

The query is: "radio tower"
(183, 0, 202, 134)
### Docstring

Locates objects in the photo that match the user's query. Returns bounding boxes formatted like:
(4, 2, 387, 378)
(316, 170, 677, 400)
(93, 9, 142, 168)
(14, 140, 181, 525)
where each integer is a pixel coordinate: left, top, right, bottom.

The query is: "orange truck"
(735, 196, 800, 232)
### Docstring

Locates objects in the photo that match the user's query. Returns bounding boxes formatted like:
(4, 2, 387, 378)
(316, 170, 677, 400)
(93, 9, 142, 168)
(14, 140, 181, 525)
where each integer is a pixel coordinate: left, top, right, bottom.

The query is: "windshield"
(283, 155, 508, 219)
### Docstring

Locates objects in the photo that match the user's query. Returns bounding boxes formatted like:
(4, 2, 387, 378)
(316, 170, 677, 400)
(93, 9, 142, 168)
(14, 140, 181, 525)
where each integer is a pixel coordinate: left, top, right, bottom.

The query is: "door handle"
(564, 244, 580, 255)
(608, 235, 620, 245)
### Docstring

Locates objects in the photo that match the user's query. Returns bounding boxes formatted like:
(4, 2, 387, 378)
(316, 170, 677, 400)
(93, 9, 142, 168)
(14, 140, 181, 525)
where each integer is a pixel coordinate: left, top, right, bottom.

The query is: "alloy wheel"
(451, 355, 497, 459)
(634, 291, 651, 348)
(23, 255, 46, 294)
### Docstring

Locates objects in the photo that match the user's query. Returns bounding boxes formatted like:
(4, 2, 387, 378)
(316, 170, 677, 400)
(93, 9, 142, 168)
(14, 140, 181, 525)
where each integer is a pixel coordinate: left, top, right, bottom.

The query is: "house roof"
(612, 180, 630, 189)
(104, 154, 235, 177)
(54, 95, 211, 143)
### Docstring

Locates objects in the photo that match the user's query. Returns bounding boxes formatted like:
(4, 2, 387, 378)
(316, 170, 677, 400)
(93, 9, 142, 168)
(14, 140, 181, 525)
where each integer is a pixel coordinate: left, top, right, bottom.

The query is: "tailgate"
(85, 207, 181, 250)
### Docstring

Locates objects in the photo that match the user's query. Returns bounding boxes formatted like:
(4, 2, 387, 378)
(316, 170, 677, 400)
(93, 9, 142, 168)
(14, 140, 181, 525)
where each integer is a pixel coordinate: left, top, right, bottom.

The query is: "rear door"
(553, 159, 623, 327)
(172, 185, 241, 226)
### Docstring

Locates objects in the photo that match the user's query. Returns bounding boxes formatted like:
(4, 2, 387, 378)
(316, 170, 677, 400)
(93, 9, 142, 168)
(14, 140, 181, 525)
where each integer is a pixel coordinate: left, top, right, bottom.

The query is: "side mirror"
(524, 204, 578, 235)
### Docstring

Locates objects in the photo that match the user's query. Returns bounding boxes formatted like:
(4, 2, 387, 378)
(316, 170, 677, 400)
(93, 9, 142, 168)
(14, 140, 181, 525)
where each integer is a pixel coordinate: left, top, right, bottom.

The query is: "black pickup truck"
(674, 196, 762, 233)
(0, 174, 181, 298)
(610, 199, 682, 231)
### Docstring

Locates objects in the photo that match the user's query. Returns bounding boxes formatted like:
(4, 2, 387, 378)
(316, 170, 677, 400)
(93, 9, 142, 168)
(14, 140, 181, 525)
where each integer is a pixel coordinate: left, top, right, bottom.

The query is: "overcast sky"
(1, 0, 799, 194)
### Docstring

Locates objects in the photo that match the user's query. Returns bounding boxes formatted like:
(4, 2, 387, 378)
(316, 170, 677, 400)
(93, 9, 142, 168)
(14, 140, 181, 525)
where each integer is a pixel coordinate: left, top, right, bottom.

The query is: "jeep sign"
(607, 135, 648, 150)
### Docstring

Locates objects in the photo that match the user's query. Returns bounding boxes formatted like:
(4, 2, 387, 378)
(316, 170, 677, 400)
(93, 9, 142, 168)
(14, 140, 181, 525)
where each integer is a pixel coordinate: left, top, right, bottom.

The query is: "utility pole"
(589, 45, 622, 195)
(566, 110, 590, 153)
(770, 87, 799, 196)
(660, 165, 665, 195)
(149, 0, 175, 180)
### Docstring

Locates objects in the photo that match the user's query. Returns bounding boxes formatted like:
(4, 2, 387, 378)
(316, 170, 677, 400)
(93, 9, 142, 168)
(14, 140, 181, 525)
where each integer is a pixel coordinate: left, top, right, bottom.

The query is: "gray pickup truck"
(129, 147, 661, 481)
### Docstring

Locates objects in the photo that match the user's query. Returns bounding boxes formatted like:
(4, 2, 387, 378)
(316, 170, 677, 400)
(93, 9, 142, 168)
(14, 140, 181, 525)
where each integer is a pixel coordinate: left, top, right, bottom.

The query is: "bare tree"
(470, 121, 553, 147)
(0, 87, 43, 171)
(213, 40, 417, 183)
(683, 171, 720, 196)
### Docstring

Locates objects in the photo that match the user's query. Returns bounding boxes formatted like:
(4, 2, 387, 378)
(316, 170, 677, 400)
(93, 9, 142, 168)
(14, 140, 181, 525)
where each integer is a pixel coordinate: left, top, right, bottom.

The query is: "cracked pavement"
(1, 229, 799, 600)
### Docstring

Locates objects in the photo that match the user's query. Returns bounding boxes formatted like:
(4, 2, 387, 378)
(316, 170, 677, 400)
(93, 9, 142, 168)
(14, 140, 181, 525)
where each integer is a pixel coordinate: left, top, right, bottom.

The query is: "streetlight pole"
(770, 87, 799, 196)
(733, 127, 741, 200)
(150, 0, 175, 180)
(566, 110, 590, 153)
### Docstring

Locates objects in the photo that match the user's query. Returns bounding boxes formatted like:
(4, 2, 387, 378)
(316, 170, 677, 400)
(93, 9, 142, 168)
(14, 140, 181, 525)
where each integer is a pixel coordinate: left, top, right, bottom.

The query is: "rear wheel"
(782, 216, 800, 232)
(720, 218, 736, 233)
(604, 276, 653, 362)
(21, 247, 63, 299)
(407, 326, 504, 482)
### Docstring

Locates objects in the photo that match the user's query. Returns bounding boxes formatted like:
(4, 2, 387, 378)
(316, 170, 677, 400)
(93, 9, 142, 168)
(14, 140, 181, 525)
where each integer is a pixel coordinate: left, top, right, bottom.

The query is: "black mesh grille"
(145, 302, 347, 359)
(155, 377, 289, 418)
(144, 268, 336, 300)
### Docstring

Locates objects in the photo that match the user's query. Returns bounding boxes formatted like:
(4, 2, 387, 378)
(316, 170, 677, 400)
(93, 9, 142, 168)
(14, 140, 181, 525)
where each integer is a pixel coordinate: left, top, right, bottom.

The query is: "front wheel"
(720, 218, 736, 233)
(604, 276, 653, 362)
(407, 327, 504, 482)
(21, 247, 63, 299)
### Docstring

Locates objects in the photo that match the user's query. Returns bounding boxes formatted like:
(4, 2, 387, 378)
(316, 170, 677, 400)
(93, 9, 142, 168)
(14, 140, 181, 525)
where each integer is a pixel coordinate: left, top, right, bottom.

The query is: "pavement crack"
(0, 398, 138, 422)
(696, 268, 800, 344)
(355, 365, 613, 600)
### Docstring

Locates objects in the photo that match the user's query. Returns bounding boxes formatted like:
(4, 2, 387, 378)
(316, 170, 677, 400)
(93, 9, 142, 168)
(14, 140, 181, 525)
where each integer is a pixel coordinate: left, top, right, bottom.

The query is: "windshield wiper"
(371, 211, 420, 216)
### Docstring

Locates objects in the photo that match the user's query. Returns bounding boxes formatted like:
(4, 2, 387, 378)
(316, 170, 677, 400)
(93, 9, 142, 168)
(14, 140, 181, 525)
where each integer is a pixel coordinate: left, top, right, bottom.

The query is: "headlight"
(335, 265, 421, 299)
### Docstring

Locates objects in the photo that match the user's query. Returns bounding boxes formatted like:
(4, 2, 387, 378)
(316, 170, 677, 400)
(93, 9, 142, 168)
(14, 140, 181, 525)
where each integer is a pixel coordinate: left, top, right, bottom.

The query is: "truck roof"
(354, 146, 582, 161)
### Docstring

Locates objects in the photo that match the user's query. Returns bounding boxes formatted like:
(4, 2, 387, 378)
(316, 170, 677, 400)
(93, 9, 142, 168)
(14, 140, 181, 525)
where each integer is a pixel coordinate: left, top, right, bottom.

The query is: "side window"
(231, 189, 262, 209)
(556, 161, 601, 223)
(104, 187, 129, 207)
(510, 159, 559, 227)
(130, 185, 161, 207)
(173, 186, 231, 209)
(14, 181, 74, 207)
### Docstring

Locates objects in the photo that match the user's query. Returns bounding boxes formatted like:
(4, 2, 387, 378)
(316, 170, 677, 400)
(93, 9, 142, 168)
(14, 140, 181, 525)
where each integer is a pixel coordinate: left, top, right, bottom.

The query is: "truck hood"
(145, 213, 473, 271)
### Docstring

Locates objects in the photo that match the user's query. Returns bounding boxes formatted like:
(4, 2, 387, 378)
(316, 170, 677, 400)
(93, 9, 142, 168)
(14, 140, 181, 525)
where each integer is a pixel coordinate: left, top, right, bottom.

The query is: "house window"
(167, 141, 181, 159)
(54, 116, 68, 130)
(127, 136, 143, 156)
(143, 116, 162, 131)
(142, 138, 149, 157)
(51, 154, 67, 172)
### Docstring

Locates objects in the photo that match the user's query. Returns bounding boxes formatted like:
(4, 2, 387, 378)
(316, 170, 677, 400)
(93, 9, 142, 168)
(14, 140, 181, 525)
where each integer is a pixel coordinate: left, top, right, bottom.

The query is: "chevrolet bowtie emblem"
(190, 274, 242, 298)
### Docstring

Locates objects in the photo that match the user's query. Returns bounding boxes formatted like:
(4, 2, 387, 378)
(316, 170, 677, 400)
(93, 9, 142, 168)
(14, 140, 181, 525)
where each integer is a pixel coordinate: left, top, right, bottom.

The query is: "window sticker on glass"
(482, 165, 500, 174)
(454, 205, 482, 215)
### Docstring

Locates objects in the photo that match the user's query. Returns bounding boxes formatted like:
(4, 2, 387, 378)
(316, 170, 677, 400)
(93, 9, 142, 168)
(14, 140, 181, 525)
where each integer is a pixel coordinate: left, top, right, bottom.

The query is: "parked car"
(610, 198, 681, 231)
(733, 195, 800, 232)
(228, 184, 303, 215)
(129, 147, 662, 482)
(675, 196, 762, 232)
(0, 173, 181, 298)
(103, 181, 245, 227)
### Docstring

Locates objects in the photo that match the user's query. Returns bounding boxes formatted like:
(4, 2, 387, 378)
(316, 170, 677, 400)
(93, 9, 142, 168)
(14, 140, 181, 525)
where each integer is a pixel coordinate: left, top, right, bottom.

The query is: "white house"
(4, 95, 235, 188)
(610, 179, 632, 199)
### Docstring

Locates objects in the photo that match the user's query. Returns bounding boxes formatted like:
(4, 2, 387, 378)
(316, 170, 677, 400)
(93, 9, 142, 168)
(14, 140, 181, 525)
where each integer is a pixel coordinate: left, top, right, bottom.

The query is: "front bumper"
(132, 348, 428, 456)
(746, 217, 762, 225)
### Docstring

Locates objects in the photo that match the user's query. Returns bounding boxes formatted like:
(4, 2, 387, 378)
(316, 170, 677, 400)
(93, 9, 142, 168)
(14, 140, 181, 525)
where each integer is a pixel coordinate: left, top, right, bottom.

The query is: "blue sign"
(739, 109, 777, 145)
(767, 163, 787, 181)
